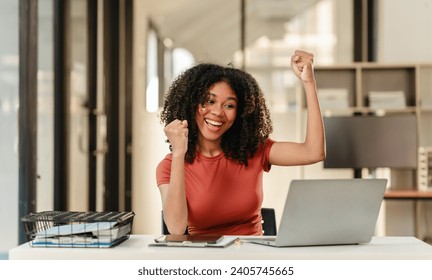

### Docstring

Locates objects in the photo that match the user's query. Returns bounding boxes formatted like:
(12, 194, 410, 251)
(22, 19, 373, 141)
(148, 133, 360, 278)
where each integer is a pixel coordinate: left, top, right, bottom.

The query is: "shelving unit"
(311, 64, 421, 114)
(312, 63, 432, 190)
(310, 63, 432, 241)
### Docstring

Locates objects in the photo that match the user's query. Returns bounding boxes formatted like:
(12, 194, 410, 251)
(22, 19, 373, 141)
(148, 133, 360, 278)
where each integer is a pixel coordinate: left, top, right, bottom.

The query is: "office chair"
(260, 208, 277, 236)
(161, 208, 277, 236)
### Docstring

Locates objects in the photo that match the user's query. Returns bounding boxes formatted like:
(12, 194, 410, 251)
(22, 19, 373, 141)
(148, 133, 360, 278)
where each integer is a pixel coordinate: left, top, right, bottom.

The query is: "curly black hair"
(159, 63, 273, 166)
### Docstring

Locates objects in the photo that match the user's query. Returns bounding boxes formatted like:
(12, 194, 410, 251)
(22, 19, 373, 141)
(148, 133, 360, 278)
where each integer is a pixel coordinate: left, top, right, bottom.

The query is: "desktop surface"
(9, 235, 432, 260)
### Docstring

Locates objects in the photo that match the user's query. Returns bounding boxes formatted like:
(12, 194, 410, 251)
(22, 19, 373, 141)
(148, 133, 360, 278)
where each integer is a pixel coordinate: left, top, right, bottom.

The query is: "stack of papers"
(317, 88, 349, 109)
(32, 222, 131, 248)
(369, 91, 406, 109)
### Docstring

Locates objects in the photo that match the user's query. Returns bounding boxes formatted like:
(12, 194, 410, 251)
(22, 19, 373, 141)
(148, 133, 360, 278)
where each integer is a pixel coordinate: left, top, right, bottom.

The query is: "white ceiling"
(146, 0, 321, 63)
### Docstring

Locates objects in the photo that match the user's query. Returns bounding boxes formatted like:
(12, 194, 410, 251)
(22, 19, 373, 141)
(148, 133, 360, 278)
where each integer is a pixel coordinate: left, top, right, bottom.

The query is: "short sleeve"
(156, 154, 172, 186)
(262, 138, 275, 172)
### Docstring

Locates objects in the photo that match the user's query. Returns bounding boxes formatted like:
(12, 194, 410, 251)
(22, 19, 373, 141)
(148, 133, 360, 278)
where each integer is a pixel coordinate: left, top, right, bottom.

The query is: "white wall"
(0, 0, 19, 254)
(131, 0, 167, 234)
(377, 0, 432, 63)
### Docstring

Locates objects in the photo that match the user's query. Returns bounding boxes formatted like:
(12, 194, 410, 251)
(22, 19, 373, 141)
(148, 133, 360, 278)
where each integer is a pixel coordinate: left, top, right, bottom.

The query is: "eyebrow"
(208, 92, 238, 102)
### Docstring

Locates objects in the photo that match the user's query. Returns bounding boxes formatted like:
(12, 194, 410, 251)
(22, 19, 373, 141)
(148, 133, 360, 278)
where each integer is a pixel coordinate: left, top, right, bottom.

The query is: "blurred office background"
(1, 0, 432, 259)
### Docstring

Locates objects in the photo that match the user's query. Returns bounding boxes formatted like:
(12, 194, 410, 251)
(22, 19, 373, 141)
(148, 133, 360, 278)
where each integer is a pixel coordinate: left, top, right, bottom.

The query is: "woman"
(156, 50, 325, 235)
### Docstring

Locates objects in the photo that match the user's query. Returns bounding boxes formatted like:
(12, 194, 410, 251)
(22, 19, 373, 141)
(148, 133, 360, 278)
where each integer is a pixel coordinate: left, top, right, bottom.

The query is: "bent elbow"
(318, 152, 326, 163)
(165, 218, 188, 235)
(309, 149, 326, 164)
(168, 226, 187, 235)
(303, 140, 325, 165)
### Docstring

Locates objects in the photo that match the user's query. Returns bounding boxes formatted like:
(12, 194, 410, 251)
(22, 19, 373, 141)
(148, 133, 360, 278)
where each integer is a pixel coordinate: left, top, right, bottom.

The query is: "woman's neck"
(197, 138, 223, 157)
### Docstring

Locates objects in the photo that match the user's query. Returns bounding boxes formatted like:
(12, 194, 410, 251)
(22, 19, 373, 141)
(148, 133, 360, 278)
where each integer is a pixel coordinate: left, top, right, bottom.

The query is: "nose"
(211, 105, 224, 116)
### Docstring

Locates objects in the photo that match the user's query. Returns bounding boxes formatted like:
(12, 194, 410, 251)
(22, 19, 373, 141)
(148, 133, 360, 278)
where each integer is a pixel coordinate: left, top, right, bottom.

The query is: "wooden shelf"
(314, 62, 432, 189)
(384, 190, 432, 200)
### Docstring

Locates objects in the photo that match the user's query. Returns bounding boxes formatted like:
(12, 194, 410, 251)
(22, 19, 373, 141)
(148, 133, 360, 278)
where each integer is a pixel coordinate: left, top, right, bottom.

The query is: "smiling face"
(195, 81, 238, 148)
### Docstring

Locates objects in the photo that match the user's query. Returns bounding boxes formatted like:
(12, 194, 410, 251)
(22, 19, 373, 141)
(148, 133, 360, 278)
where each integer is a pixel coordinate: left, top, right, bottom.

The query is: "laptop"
(249, 178, 387, 247)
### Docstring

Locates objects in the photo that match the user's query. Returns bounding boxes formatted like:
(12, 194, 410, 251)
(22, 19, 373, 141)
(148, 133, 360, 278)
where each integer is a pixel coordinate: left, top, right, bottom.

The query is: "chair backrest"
(261, 207, 277, 236)
(162, 208, 277, 236)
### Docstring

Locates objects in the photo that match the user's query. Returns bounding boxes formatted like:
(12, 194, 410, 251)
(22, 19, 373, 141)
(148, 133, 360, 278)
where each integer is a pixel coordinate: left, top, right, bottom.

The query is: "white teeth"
(206, 119, 222, 126)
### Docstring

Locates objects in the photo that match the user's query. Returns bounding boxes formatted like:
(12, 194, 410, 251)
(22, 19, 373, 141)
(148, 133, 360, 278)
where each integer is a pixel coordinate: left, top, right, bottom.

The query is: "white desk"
(9, 235, 432, 260)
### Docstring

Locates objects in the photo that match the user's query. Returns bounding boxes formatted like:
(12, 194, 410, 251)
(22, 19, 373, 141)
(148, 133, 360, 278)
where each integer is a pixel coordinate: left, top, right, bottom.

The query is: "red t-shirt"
(156, 139, 274, 235)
